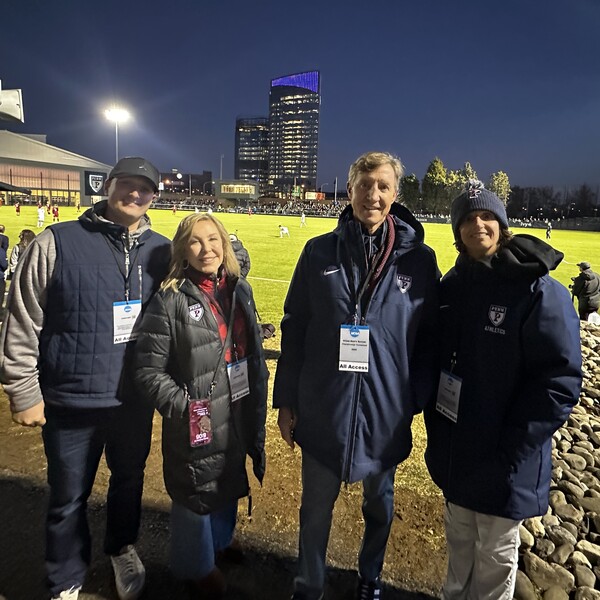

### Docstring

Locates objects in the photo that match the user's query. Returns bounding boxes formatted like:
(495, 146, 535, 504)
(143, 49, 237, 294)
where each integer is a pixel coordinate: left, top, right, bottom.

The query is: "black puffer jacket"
(134, 275, 268, 515)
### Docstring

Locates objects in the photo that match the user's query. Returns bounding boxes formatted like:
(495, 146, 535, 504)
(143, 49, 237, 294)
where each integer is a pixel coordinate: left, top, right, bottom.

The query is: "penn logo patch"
(188, 303, 204, 322)
(488, 305, 506, 326)
(89, 174, 104, 193)
(396, 274, 412, 294)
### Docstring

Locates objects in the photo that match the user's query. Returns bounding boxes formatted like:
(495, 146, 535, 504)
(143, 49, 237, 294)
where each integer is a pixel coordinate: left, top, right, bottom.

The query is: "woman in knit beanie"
(424, 180, 582, 599)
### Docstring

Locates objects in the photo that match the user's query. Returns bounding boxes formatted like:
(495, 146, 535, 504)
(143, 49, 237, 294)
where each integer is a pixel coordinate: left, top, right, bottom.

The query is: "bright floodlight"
(104, 107, 130, 123)
(104, 107, 130, 162)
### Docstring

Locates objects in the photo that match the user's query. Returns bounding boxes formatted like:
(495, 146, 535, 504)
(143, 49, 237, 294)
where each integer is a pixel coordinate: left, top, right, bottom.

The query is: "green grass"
(3, 206, 599, 326)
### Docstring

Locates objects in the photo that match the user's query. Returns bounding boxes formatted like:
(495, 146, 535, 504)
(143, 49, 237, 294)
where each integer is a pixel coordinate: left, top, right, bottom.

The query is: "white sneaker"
(51, 586, 81, 600)
(110, 545, 146, 600)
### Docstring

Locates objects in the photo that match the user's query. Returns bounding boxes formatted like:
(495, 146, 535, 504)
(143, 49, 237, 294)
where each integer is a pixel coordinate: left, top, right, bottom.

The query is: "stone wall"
(516, 322, 600, 600)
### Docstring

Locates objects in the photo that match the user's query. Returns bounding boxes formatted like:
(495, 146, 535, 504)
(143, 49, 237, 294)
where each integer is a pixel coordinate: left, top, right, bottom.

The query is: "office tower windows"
(268, 70, 320, 193)
(234, 117, 269, 192)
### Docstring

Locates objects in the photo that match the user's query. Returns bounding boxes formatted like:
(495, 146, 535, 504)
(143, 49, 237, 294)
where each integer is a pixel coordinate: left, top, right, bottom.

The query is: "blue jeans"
(294, 451, 396, 598)
(42, 402, 153, 596)
(169, 500, 237, 580)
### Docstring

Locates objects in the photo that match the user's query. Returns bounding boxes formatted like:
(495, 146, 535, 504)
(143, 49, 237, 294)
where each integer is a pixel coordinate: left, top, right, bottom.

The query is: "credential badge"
(89, 174, 104, 194)
(488, 305, 506, 326)
(396, 274, 412, 294)
(188, 303, 204, 322)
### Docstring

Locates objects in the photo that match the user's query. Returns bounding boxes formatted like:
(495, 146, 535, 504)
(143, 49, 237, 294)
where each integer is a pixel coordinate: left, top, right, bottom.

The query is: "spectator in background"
(229, 233, 251, 278)
(571, 261, 600, 321)
(274, 151, 439, 600)
(0, 157, 170, 600)
(0, 225, 8, 252)
(7, 229, 36, 280)
(425, 181, 582, 600)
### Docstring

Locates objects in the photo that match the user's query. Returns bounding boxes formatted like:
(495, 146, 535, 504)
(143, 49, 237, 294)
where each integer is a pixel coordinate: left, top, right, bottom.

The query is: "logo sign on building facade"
(84, 171, 107, 195)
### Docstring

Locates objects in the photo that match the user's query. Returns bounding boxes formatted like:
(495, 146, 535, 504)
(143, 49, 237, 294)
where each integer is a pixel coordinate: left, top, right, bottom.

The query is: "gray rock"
(543, 585, 569, 600)
(573, 447, 596, 467)
(542, 514, 561, 529)
(547, 526, 577, 547)
(576, 539, 600, 565)
(523, 551, 574, 591)
(524, 516, 546, 538)
(549, 542, 574, 565)
(570, 550, 593, 568)
(580, 497, 600, 514)
(536, 538, 556, 560)
(573, 564, 596, 588)
(554, 503, 585, 525)
(574, 587, 600, 600)
(557, 480, 586, 499)
(560, 521, 580, 538)
(520, 524, 535, 550)
(514, 569, 538, 600)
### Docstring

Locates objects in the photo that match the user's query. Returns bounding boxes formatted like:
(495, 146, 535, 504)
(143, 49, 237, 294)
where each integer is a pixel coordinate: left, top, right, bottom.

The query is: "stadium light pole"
(104, 107, 130, 163)
(319, 183, 329, 192)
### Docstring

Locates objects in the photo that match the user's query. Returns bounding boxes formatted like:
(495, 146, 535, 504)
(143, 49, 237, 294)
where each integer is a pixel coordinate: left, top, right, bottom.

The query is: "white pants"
(442, 502, 521, 600)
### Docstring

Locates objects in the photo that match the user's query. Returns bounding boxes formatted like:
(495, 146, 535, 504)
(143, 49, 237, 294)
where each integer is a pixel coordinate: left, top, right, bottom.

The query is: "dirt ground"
(0, 355, 446, 600)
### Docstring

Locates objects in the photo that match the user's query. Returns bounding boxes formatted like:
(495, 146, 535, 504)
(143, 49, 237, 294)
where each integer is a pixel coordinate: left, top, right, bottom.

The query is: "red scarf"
(186, 268, 248, 363)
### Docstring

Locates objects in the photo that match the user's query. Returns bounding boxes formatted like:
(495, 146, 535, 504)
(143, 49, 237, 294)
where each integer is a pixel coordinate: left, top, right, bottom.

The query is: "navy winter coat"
(424, 235, 582, 520)
(273, 203, 439, 483)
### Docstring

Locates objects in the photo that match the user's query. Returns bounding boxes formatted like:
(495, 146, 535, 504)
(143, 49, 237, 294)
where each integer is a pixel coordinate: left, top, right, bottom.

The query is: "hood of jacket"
(455, 234, 563, 281)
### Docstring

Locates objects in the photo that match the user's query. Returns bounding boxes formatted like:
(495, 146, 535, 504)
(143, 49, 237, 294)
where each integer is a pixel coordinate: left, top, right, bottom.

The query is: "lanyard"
(103, 234, 141, 302)
(205, 288, 237, 399)
(346, 234, 387, 326)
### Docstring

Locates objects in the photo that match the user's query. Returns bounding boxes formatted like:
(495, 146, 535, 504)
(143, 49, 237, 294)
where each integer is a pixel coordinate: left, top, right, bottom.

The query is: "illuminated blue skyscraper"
(268, 70, 320, 194)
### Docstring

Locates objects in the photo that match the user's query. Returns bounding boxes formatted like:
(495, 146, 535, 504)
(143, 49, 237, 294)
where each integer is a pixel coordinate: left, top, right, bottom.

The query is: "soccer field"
(2, 206, 599, 326)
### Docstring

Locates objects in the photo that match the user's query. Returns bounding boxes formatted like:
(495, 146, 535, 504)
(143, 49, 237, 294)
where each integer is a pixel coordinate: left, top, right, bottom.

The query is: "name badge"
(189, 399, 212, 447)
(113, 300, 142, 344)
(339, 324, 370, 372)
(227, 358, 250, 401)
(435, 370, 462, 422)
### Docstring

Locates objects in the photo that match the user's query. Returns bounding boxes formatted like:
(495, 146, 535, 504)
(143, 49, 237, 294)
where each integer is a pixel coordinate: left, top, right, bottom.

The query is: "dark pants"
(42, 401, 154, 596)
(579, 307, 598, 321)
(294, 451, 396, 598)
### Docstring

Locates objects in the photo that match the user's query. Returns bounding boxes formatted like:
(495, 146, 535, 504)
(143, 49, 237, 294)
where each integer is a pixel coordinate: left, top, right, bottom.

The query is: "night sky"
(2, 0, 599, 188)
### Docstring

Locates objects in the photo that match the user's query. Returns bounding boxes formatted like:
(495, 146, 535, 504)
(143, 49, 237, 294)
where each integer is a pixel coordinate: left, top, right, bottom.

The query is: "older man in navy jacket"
(274, 151, 440, 600)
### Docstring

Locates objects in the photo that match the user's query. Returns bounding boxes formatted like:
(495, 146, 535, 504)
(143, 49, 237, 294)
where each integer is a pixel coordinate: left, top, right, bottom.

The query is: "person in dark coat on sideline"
(274, 151, 439, 600)
(570, 261, 600, 321)
(424, 180, 582, 600)
(229, 233, 251, 278)
(134, 213, 268, 599)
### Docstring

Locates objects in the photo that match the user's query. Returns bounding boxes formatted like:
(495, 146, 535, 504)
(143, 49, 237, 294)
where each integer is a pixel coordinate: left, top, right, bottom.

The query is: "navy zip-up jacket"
(273, 203, 439, 483)
(424, 235, 582, 519)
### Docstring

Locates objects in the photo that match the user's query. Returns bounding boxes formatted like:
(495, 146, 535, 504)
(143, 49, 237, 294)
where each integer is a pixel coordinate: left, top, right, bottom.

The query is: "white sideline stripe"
(247, 276, 291, 284)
